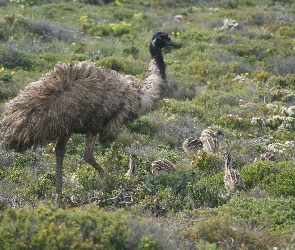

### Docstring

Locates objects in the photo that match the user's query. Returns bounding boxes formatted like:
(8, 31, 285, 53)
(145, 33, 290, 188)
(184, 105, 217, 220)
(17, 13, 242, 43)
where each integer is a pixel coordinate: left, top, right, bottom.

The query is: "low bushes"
(0, 205, 131, 249)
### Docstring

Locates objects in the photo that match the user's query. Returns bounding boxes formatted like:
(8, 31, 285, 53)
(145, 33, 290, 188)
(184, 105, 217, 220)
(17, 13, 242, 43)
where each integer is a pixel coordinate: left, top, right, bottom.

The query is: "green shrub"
(241, 161, 295, 196)
(276, 26, 295, 38)
(0, 46, 36, 70)
(216, 197, 295, 229)
(126, 116, 154, 135)
(76, 165, 102, 191)
(87, 24, 111, 36)
(136, 234, 156, 250)
(184, 210, 292, 249)
(123, 46, 139, 59)
(110, 23, 130, 37)
(96, 56, 143, 76)
(0, 29, 7, 41)
(0, 204, 132, 249)
(218, 114, 251, 130)
(191, 151, 218, 173)
(69, 42, 86, 53)
(109, 7, 134, 21)
(0, 70, 13, 82)
(187, 179, 226, 208)
(228, 42, 263, 58)
(32, 171, 56, 198)
(263, 163, 295, 196)
(162, 99, 204, 117)
(0, 88, 11, 101)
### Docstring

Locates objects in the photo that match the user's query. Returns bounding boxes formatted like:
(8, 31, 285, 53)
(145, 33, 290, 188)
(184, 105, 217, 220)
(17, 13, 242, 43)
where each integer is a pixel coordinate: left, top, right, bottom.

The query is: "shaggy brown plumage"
(2, 62, 145, 148)
(1, 32, 178, 196)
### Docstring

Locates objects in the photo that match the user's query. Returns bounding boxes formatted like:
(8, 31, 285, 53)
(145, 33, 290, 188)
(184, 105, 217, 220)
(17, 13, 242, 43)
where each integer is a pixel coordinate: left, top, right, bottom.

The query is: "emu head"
(215, 129, 224, 137)
(223, 151, 231, 166)
(151, 32, 179, 48)
(129, 154, 138, 160)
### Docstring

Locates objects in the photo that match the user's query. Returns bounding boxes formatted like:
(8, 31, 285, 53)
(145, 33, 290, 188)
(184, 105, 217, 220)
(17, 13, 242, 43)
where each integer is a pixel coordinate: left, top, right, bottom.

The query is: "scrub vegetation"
(1, 0, 295, 249)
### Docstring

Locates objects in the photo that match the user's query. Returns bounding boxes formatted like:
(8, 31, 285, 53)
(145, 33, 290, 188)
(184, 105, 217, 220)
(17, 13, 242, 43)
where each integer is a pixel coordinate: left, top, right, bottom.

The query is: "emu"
(150, 158, 176, 175)
(223, 151, 245, 195)
(128, 157, 176, 176)
(1, 32, 178, 197)
(254, 152, 277, 162)
(125, 154, 138, 178)
(200, 129, 224, 153)
(182, 136, 203, 153)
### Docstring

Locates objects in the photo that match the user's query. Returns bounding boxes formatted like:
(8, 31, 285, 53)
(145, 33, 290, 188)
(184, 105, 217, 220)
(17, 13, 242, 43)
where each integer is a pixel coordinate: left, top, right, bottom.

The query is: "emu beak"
(166, 40, 179, 47)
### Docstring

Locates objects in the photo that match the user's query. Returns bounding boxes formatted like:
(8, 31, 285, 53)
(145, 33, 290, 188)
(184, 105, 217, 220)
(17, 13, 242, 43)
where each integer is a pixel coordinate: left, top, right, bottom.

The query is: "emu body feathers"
(2, 62, 142, 151)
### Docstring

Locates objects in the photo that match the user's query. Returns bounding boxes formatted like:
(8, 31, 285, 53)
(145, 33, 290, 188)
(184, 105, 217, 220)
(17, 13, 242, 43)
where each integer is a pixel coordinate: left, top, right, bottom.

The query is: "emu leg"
(55, 135, 70, 198)
(84, 133, 104, 176)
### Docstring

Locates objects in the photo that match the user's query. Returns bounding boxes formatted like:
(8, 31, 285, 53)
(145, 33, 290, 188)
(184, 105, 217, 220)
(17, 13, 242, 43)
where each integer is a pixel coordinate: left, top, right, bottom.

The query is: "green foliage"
(2, 1, 295, 248)
(218, 114, 251, 130)
(0, 29, 7, 41)
(123, 45, 139, 59)
(162, 98, 204, 117)
(126, 116, 154, 135)
(187, 179, 226, 208)
(0, 88, 11, 101)
(241, 161, 295, 196)
(0, 205, 132, 249)
(216, 197, 295, 229)
(184, 211, 292, 249)
(0, 47, 36, 70)
(87, 24, 112, 36)
(96, 56, 143, 76)
(0, 74, 11, 83)
(191, 151, 218, 173)
(136, 234, 156, 250)
(69, 42, 86, 53)
(86, 22, 130, 37)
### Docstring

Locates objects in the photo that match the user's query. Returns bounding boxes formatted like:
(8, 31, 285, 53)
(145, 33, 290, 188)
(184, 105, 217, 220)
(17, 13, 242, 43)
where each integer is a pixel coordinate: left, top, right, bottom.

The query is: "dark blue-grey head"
(151, 32, 179, 48)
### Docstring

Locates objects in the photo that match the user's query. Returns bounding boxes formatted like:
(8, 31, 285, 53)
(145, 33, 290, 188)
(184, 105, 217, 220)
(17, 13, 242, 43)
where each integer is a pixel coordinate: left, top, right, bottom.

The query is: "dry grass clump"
(27, 19, 82, 43)
(0, 45, 34, 69)
(268, 56, 295, 77)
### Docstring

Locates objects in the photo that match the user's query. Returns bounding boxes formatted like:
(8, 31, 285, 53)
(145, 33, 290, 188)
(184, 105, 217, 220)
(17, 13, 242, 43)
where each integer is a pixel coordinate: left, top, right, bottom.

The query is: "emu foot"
(98, 168, 105, 177)
(52, 193, 63, 208)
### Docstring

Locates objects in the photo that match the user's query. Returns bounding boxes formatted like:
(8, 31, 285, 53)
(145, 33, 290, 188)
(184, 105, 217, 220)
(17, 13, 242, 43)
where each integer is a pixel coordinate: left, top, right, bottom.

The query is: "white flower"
(286, 106, 295, 116)
(251, 117, 264, 125)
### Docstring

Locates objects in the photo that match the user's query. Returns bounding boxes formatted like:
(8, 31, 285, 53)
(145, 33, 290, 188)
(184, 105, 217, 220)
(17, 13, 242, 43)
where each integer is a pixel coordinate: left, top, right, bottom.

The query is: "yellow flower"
(79, 15, 88, 21)
(115, 0, 122, 6)
(120, 21, 131, 27)
(134, 13, 142, 18)
(11, 71, 15, 75)
(0, 67, 4, 73)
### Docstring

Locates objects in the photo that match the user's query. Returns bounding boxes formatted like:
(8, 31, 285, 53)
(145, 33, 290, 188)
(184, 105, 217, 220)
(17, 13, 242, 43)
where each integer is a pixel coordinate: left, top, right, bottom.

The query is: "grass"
(1, 0, 295, 248)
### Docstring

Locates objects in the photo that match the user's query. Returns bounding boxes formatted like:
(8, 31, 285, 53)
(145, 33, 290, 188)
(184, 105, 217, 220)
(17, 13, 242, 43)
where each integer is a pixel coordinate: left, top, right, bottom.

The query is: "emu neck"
(149, 44, 166, 79)
(139, 43, 168, 114)
(225, 159, 231, 171)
